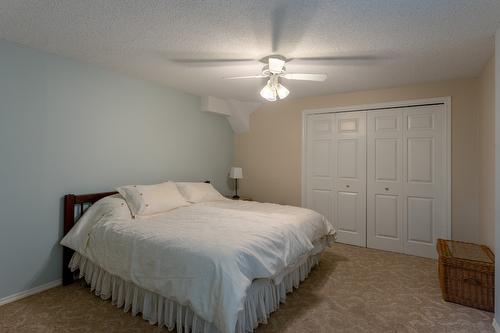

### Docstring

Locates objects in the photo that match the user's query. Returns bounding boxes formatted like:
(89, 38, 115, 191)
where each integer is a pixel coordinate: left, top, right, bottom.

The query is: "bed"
(61, 182, 335, 333)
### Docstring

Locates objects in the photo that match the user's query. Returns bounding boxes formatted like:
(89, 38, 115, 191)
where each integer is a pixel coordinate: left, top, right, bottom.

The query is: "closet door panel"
(333, 111, 366, 247)
(374, 194, 400, 239)
(310, 190, 333, 223)
(367, 110, 403, 253)
(403, 105, 445, 258)
(337, 191, 359, 231)
(305, 114, 335, 224)
(407, 138, 434, 184)
(407, 196, 434, 244)
(337, 139, 359, 179)
(311, 140, 331, 177)
(375, 139, 398, 181)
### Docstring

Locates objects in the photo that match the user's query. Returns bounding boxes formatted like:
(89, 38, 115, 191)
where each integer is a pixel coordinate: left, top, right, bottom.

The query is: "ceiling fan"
(171, 53, 381, 102)
(168, 3, 383, 102)
(222, 55, 326, 102)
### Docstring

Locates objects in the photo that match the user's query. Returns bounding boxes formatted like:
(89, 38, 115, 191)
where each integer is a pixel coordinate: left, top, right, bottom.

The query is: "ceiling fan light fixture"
(276, 83, 289, 99)
(260, 81, 277, 101)
(260, 77, 289, 102)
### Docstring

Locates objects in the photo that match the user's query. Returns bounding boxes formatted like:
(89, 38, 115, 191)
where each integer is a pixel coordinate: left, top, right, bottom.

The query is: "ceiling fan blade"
(289, 55, 385, 65)
(170, 58, 256, 66)
(271, 3, 288, 53)
(292, 56, 379, 61)
(269, 1, 320, 54)
(269, 57, 286, 74)
(282, 73, 327, 81)
(223, 75, 267, 80)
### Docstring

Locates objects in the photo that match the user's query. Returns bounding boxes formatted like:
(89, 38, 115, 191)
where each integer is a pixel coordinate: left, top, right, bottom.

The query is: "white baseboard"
(493, 318, 500, 333)
(0, 279, 62, 306)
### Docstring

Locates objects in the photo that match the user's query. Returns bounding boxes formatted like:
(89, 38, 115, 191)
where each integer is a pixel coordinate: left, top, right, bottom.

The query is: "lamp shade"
(276, 83, 289, 99)
(229, 167, 243, 179)
(260, 82, 276, 101)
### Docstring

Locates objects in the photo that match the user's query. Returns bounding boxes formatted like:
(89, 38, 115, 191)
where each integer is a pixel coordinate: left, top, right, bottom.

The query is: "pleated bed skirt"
(69, 251, 321, 333)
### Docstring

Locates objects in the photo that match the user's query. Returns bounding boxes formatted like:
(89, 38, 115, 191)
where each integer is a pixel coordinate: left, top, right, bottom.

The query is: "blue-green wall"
(0, 40, 233, 299)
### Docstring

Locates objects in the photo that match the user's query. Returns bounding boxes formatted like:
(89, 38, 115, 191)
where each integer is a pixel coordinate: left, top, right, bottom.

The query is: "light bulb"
(276, 83, 289, 100)
(260, 81, 277, 101)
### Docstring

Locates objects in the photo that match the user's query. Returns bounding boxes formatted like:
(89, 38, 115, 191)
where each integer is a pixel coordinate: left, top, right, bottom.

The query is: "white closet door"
(333, 111, 366, 247)
(305, 114, 335, 223)
(304, 104, 448, 258)
(367, 110, 403, 252)
(403, 105, 446, 258)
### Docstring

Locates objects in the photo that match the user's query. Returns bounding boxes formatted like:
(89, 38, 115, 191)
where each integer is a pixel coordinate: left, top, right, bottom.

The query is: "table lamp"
(229, 167, 243, 199)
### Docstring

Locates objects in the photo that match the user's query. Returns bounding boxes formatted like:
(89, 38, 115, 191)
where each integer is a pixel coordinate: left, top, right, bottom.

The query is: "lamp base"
(232, 195, 240, 200)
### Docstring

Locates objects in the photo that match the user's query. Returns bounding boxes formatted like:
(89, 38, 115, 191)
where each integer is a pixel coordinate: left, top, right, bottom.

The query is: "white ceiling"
(1, 0, 499, 101)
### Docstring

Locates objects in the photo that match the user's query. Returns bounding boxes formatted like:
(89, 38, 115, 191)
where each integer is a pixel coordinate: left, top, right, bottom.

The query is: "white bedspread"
(69, 200, 334, 333)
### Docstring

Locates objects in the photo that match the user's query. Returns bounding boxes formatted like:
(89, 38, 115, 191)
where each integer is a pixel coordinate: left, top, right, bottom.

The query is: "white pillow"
(117, 182, 189, 217)
(60, 194, 132, 254)
(176, 182, 226, 203)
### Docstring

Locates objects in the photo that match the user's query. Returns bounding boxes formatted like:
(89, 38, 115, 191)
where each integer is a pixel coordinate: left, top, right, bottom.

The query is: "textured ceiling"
(1, 0, 500, 101)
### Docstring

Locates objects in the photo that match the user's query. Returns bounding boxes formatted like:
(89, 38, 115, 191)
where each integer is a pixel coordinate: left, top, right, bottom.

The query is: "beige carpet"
(0, 244, 494, 333)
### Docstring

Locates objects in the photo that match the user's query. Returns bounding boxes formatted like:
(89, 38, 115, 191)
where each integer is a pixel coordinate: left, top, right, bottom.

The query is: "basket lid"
(445, 240, 494, 263)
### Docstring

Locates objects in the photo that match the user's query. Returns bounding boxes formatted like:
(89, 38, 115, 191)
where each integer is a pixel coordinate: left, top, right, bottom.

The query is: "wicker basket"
(437, 239, 494, 312)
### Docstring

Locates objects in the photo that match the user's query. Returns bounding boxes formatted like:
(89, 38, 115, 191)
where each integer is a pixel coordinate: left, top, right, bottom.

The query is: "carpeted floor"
(0, 244, 494, 333)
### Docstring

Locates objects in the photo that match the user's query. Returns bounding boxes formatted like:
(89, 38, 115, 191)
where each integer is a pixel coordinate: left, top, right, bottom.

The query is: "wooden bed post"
(63, 194, 76, 285)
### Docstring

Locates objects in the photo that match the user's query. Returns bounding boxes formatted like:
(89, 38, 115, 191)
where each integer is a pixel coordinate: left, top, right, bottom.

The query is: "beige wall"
(234, 77, 485, 243)
(478, 57, 496, 250)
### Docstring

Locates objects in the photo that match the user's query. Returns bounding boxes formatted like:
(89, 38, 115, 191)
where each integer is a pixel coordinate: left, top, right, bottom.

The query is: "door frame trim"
(301, 96, 452, 239)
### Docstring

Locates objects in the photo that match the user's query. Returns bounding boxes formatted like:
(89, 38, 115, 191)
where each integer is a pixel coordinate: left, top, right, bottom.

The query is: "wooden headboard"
(61, 181, 210, 285)
(62, 191, 117, 285)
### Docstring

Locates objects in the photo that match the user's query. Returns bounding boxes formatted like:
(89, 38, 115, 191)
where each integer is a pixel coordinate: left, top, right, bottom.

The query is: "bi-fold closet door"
(367, 105, 446, 258)
(304, 104, 448, 258)
(366, 109, 404, 253)
(305, 111, 367, 247)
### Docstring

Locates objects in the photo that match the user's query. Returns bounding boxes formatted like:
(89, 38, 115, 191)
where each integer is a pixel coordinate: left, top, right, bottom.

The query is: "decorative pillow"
(117, 182, 190, 217)
(176, 182, 226, 203)
(60, 194, 132, 254)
